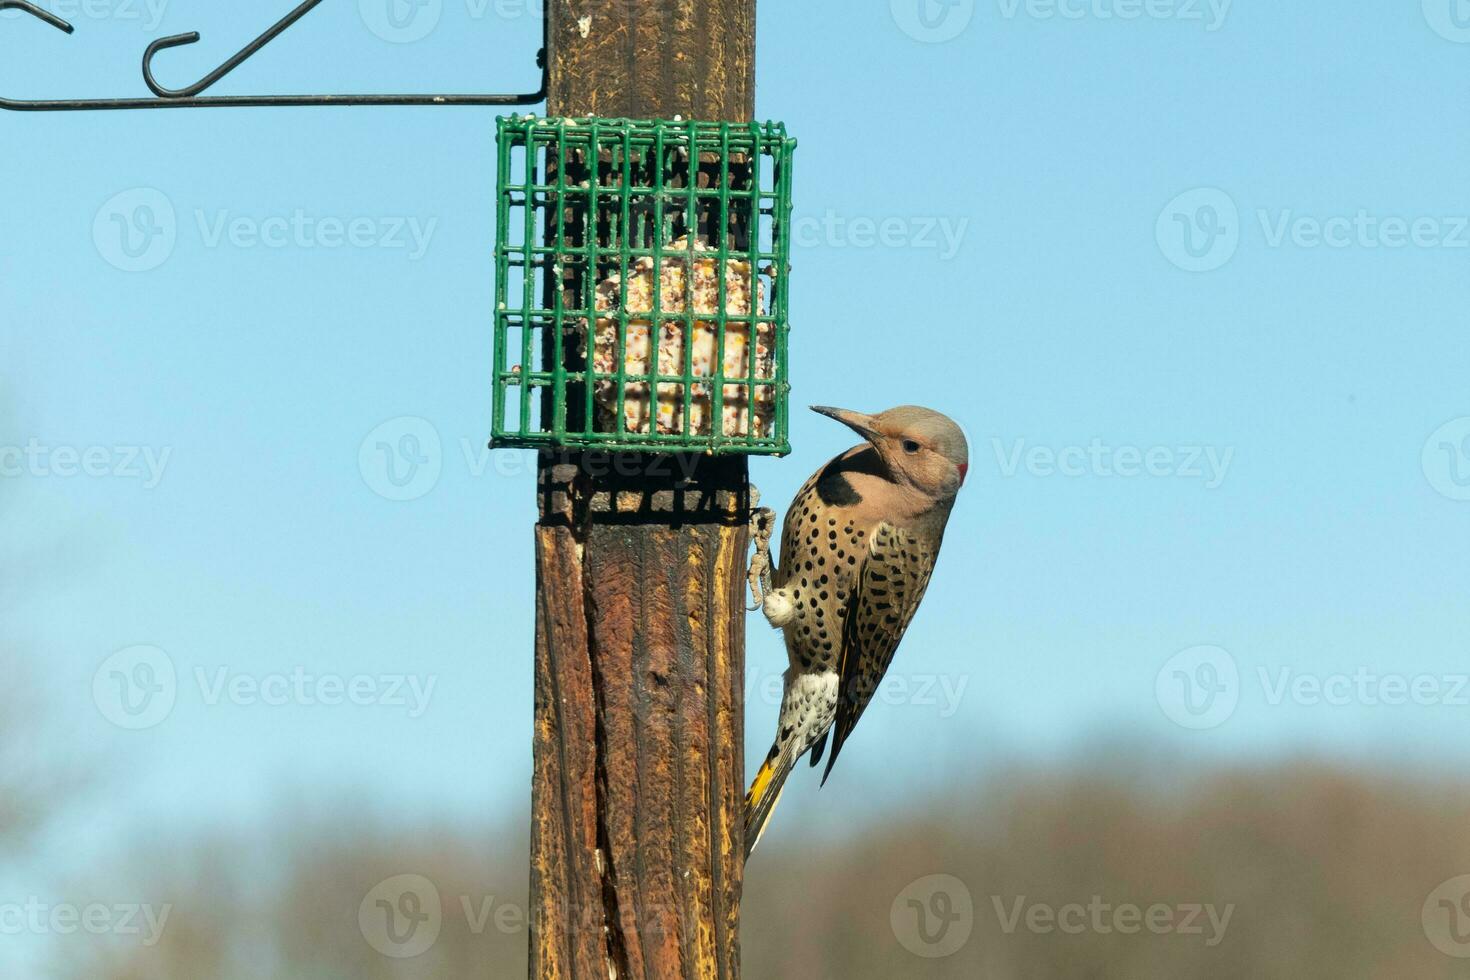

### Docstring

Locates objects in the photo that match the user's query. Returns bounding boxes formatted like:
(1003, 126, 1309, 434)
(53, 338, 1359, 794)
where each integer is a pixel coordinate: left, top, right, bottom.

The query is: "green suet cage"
(491, 116, 796, 455)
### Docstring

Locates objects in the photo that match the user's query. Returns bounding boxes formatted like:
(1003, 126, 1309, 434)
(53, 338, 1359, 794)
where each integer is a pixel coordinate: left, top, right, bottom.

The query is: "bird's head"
(811, 404, 969, 500)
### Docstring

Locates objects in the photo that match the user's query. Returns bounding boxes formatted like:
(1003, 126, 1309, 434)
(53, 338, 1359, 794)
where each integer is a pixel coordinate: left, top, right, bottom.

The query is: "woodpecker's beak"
(811, 405, 881, 444)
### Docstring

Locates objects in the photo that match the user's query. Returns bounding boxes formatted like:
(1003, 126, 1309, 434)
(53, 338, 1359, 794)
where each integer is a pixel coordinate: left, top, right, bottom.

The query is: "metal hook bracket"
(1, 0, 546, 111)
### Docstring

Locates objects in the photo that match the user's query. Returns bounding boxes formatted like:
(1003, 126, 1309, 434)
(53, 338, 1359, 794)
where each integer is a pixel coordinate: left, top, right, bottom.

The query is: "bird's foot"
(746, 487, 776, 611)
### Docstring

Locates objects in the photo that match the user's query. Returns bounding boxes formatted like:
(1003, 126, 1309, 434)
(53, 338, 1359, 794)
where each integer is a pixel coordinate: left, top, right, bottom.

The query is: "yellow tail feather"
(743, 752, 793, 859)
(747, 757, 778, 806)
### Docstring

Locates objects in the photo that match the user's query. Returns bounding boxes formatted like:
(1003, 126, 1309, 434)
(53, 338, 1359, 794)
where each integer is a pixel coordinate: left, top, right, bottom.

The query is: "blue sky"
(2, 0, 1469, 899)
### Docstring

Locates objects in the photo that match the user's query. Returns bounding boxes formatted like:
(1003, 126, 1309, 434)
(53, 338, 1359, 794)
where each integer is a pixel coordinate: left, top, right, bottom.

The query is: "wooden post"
(529, 3, 756, 979)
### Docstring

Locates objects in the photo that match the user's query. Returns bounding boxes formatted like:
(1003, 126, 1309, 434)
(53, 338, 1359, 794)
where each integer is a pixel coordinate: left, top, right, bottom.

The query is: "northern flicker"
(744, 405, 969, 857)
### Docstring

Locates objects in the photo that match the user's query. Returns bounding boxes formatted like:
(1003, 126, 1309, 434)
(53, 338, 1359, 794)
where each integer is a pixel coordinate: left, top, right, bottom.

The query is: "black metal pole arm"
(0, 0, 546, 111)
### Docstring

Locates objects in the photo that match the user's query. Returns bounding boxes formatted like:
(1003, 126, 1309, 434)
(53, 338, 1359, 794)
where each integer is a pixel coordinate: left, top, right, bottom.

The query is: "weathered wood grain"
(533, 457, 749, 980)
(530, 4, 756, 978)
(548, 0, 755, 121)
(531, 524, 605, 979)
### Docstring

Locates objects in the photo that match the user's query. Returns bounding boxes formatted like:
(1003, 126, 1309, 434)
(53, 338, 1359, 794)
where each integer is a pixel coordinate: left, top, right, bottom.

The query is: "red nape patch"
(958, 463, 969, 484)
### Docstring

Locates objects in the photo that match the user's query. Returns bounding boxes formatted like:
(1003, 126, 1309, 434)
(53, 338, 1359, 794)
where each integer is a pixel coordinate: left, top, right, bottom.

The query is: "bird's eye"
(902, 439, 921, 454)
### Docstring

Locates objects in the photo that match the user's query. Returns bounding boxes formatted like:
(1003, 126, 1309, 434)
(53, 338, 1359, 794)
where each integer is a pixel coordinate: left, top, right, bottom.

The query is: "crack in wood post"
(586, 577, 632, 980)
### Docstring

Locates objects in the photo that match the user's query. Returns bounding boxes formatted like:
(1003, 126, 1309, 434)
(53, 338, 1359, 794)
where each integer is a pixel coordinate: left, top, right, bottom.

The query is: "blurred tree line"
(0, 451, 77, 853)
(22, 761, 1470, 979)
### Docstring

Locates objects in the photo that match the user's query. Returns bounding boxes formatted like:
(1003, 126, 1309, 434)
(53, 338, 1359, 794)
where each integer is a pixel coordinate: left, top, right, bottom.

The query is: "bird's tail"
(743, 743, 795, 859)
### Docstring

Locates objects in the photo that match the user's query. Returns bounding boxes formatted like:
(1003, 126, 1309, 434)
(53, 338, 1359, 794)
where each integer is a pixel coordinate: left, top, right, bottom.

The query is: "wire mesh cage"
(492, 116, 795, 455)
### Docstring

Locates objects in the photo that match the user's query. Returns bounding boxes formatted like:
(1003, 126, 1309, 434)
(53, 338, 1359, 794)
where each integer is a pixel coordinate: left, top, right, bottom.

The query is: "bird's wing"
(821, 521, 937, 785)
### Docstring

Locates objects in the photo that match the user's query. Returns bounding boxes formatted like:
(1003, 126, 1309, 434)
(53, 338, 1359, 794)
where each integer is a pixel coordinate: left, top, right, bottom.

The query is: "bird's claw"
(746, 487, 776, 611)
